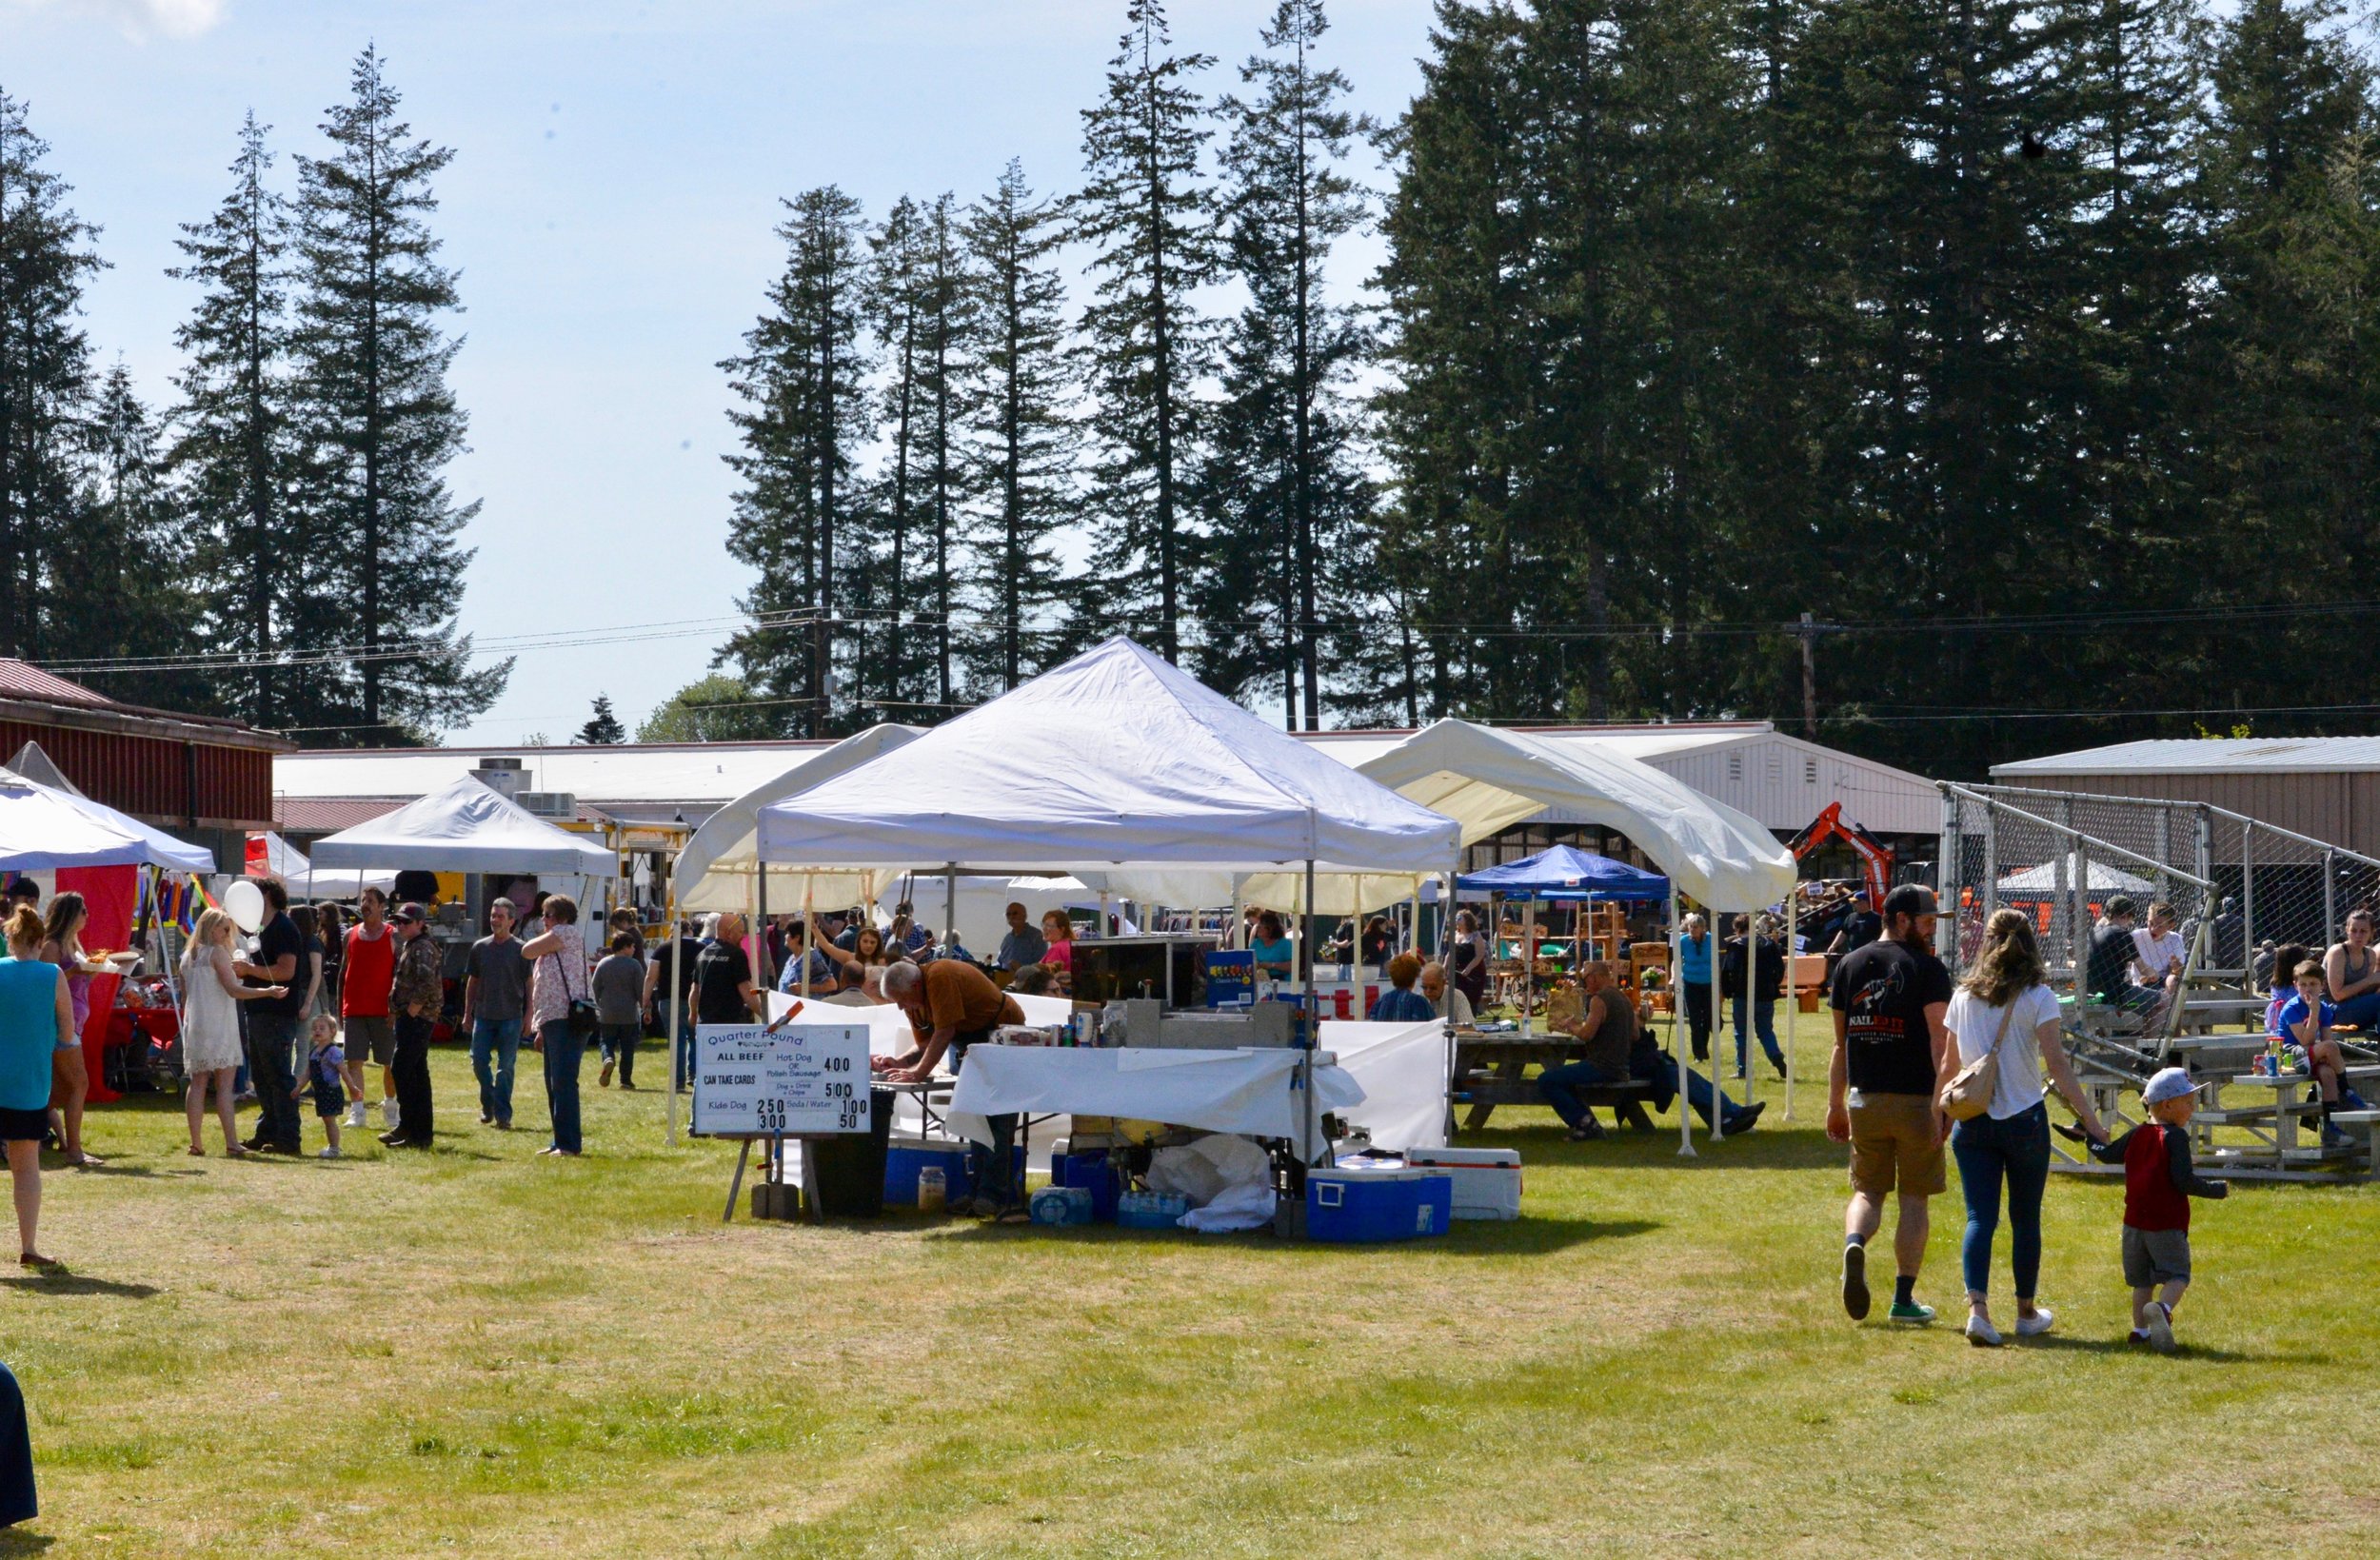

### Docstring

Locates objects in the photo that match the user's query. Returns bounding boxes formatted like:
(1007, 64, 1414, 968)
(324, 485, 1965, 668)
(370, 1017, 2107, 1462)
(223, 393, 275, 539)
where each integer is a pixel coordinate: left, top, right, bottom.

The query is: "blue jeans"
(951, 1035, 1016, 1204)
(599, 1021, 638, 1087)
(472, 1018, 522, 1126)
(1537, 1059, 1626, 1131)
(2334, 991, 2380, 1029)
(245, 1011, 302, 1150)
(1732, 997, 1783, 1073)
(541, 1018, 585, 1154)
(1951, 1102, 2051, 1300)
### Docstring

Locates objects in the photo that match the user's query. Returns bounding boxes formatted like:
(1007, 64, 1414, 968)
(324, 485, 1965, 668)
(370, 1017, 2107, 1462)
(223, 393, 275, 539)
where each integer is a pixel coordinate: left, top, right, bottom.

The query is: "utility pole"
(812, 614, 830, 740)
(1797, 612, 1819, 739)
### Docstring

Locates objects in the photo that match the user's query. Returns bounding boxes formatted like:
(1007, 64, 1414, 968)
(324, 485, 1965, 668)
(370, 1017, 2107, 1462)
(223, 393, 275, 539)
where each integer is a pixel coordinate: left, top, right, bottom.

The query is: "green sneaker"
(1888, 1300, 1935, 1324)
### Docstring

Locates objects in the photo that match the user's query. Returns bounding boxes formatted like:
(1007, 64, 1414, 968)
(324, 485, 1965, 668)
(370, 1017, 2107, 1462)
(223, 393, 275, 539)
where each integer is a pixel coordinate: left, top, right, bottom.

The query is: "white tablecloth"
(947, 1045, 1363, 1161)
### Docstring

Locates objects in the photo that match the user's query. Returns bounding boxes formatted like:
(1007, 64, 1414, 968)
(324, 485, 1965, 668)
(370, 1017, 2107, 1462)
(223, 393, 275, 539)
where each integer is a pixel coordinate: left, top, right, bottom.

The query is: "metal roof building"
(1993, 739, 2380, 858)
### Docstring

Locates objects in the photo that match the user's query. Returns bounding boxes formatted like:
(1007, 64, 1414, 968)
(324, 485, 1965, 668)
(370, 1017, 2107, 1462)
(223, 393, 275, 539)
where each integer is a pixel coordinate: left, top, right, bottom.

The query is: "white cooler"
(1404, 1147, 1521, 1220)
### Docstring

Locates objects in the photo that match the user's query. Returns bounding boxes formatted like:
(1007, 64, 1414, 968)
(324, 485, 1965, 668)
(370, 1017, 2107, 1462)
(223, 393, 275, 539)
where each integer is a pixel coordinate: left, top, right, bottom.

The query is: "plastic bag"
(1145, 1134, 1272, 1208)
(1181, 1182, 1278, 1234)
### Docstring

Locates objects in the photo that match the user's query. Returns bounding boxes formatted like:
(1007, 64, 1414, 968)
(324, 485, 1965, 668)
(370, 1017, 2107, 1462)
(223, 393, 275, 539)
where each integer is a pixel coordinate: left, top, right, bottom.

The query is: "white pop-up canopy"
(755, 638, 1461, 874)
(310, 776, 617, 878)
(673, 724, 921, 913)
(0, 763, 215, 873)
(1350, 720, 1796, 912)
(248, 831, 396, 898)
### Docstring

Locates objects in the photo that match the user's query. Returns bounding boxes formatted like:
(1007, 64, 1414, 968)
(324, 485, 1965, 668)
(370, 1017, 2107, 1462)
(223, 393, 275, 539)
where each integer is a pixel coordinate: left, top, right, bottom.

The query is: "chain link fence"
(1946, 785, 2380, 993)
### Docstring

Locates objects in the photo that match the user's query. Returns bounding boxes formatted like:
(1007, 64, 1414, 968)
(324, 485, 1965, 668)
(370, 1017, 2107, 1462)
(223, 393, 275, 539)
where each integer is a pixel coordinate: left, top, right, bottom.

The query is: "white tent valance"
(673, 724, 920, 913)
(1996, 854, 2155, 895)
(756, 638, 1460, 875)
(1348, 720, 1797, 912)
(310, 776, 617, 878)
(0, 764, 214, 873)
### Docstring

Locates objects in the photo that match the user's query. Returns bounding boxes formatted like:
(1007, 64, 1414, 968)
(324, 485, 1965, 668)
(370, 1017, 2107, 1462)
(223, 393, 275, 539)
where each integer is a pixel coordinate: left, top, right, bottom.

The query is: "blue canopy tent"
(1458, 844, 1670, 901)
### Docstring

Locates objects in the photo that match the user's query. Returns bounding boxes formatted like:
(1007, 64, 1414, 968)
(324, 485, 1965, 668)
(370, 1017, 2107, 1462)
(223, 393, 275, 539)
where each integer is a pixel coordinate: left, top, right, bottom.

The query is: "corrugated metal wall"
(2000, 772, 2378, 859)
(0, 719, 275, 827)
(1643, 736, 1941, 836)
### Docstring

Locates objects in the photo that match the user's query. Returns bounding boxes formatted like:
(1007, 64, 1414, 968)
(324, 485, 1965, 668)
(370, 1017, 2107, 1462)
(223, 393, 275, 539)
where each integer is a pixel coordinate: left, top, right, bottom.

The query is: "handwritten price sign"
(692, 1023, 872, 1137)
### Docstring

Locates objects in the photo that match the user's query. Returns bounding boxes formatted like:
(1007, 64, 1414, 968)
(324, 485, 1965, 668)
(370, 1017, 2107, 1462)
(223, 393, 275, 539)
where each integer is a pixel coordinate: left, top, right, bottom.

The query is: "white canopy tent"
(749, 637, 1463, 1165)
(248, 830, 396, 899)
(1996, 854, 2155, 896)
(0, 763, 215, 873)
(309, 776, 617, 878)
(672, 724, 921, 913)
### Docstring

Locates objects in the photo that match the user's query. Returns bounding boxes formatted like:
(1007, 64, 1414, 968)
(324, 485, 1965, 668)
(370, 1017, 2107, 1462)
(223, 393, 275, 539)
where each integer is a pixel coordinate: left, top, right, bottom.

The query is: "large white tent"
(756, 637, 1459, 874)
(248, 830, 396, 899)
(672, 724, 919, 913)
(0, 763, 214, 873)
(310, 776, 617, 878)
(1995, 854, 2155, 896)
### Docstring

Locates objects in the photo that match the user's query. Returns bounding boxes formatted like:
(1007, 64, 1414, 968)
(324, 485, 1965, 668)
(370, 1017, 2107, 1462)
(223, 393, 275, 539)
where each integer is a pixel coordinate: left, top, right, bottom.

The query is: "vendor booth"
(1355, 721, 1798, 1153)
(738, 636, 1463, 1233)
(246, 830, 396, 900)
(0, 762, 218, 1102)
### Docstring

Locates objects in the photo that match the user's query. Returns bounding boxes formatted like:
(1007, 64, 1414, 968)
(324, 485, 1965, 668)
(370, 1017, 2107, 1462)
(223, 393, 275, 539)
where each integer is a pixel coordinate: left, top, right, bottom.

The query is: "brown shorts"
(1848, 1091, 1946, 1198)
(342, 1014, 394, 1066)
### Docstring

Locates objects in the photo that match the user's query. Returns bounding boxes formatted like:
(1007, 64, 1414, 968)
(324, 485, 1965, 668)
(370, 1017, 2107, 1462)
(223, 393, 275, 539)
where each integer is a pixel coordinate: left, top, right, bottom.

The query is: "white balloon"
(225, 878, 267, 935)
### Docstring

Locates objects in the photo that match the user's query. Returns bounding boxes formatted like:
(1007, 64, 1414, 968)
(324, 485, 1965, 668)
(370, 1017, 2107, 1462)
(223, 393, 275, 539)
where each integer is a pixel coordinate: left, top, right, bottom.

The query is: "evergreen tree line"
(0, 48, 503, 745)
(724, 0, 2380, 778)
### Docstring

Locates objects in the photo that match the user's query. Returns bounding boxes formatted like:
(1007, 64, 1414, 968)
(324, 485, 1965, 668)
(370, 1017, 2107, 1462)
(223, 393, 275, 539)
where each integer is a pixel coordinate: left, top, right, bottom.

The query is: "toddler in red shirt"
(2090, 1066, 2228, 1352)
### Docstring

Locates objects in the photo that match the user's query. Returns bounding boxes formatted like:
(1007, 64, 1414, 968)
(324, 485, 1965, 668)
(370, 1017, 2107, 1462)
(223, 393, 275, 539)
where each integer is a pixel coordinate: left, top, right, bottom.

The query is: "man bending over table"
(877, 960, 1025, 1217)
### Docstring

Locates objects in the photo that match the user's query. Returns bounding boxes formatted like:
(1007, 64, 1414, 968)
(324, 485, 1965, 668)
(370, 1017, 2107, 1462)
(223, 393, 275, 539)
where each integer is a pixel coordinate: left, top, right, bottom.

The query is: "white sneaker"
(318, 1145, 341, 1160)
(347, 1101, 368, 1129)
(1964, 1313, 2003, 1348)
(2014, 1308, 2054, 1338)
(2147, 1301, 2175, 1353)
(382, 1099, 401, 1133)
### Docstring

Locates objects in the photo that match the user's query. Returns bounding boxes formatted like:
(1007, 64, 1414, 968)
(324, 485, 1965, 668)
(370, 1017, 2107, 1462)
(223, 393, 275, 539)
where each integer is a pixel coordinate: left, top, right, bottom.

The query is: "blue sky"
(8, 0, 1433, 745)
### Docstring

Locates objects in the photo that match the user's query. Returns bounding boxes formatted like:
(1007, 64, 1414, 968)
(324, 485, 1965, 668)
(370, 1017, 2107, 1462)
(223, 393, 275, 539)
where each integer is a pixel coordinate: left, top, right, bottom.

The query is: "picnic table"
(1452, 1028, 1651, 1131)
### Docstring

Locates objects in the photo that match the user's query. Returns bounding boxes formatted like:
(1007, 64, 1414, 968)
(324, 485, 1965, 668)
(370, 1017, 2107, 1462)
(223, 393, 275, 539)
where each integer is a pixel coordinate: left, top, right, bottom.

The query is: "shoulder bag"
(1939, 989, 2022, 1121)
(553, 937, 599, 1038)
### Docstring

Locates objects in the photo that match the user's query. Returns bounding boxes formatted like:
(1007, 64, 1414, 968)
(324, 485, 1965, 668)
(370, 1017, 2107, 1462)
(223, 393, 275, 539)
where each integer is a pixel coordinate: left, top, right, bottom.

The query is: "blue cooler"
(883, 1142, 974, 1207)
(1306, 1167, 1453, 1242)
(1048, 1150, 1121, 1222)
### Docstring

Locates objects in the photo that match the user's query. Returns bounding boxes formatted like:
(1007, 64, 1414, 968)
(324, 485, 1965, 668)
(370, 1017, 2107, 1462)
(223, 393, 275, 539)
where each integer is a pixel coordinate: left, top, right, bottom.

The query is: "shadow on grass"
(0, 1530, 54, 1555)
(0, 1274, 158, 1298)
(1461, 1121, 1850, 1172)
(2015, 1333, 2317, 1366)
(922, 1214, 1659, 1257)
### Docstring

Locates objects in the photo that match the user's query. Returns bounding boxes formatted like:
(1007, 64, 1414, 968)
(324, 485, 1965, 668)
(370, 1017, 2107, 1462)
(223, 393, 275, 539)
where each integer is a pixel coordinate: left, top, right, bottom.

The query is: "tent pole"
(1711, 903, 1723, 1132)
(665, 878, 681, 1147)
(1741, 906, 1755, 1117)
(1521, 898, 1536, 1037)
(1785, 889, 1797, 1120)
(755, 867, 770, 992)
(1673, 885, 1694, 1157)
(944, 866, 957, 956)
(1300, 858, 1318, 1176)
(800, 876, 813, 1000)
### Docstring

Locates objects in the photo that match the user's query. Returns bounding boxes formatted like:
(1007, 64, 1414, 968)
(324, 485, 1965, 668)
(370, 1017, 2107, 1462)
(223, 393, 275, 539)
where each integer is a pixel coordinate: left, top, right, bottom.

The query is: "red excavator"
(1791, 802, 1894, 908)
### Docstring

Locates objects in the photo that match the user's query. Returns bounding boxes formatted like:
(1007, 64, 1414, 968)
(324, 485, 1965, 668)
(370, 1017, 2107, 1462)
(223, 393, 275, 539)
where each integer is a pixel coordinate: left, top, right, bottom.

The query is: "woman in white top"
(180, 908, 288, 1157)
(1943, 909, 2109, 1346)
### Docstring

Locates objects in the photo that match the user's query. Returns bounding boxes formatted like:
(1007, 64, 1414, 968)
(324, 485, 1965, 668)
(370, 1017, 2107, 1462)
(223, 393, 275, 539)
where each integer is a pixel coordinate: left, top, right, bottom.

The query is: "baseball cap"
(3, 879, 35, 899)
(2142, 1066, 2197, 1107)
(1881, 884, 1937, 918)
(392, 901, 427, 925)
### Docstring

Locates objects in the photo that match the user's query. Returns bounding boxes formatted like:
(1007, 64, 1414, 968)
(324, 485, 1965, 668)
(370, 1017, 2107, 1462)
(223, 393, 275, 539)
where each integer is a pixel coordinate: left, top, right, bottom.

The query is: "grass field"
(6, 1033, 2379, 1559)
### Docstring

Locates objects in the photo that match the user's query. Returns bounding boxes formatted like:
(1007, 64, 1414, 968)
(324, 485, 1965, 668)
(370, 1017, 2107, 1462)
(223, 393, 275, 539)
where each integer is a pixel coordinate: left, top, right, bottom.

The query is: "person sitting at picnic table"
(1040, 910, 1077, 992)
(1537, 961, 1766, 1142)
(995, 902, 1045, 973)
(1009, 963, 1057, 997)
(776, 917, 840, 995)
(1249, 912, 1295, 979)
(1368, 953, 1437, 1021)
(1419, 960, 1474, 1025)
(2087, 897, 2164, 1023)
(2324, 908, 2380, 1030)
(2276, 958, 2370, 1146)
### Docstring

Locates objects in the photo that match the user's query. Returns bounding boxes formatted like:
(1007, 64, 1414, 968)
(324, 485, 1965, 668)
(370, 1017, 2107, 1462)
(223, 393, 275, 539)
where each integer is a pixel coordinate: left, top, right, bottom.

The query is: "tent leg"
(1785, 891, 1797, 1121)
(1673, 886, 1694, 1158)
(1300, 860, 1317, 1177)
(666, 883, 682, 1147)
(945, 866, 957, 955)
(800, 877, 814, 999)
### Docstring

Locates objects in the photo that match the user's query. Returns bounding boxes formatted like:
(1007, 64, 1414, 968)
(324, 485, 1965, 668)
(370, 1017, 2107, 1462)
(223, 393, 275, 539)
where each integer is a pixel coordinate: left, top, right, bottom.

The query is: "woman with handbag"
(521, 895, 591, 1156)
(1943, 909, 2110, 1346)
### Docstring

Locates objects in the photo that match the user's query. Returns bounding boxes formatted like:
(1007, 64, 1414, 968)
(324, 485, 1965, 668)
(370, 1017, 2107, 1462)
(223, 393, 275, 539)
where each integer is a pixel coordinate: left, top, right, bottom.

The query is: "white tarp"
(672, 724, 921, 913)
(248, 831, 395, 899)
(755, 637, 1460, 875)
(1322, 1018, 1451, 1153)
(1345, 720, 1797, 913)
(310, 776, 617, 877)
(1996, 854, 2156, 895)
(872, 874, 1117, 956)
(0, 763, 214, 873)
(945, 1044, 1362, 1161)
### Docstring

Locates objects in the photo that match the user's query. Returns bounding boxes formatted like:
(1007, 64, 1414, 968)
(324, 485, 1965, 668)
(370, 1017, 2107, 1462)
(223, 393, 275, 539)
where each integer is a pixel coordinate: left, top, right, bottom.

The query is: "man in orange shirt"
(879, 959, 1024, 1216)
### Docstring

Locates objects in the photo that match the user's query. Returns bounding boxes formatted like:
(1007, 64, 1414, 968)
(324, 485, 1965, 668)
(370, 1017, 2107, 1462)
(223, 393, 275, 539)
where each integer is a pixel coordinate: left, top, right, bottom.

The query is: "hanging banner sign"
(692, 1022, 871, 1136)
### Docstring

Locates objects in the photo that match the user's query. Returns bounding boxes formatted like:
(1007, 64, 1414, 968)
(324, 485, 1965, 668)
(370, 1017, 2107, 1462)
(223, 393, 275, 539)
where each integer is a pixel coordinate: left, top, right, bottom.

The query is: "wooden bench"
(1455, 1070, 1655, 1133)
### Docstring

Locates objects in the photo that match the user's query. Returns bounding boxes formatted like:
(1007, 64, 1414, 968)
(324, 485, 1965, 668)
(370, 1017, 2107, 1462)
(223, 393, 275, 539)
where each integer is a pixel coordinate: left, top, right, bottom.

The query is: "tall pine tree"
(291, 46, 506, 743)
(60, 365, 208, 710)
(1070, 0, 1217, 661)
(960, 160, 1079, 692)
(717, 185, 871, 736)
(169, 110, 296, 728)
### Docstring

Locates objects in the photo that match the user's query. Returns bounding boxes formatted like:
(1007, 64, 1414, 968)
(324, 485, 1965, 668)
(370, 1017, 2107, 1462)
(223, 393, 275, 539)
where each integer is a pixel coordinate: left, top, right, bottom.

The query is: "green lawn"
(6, 1034, 2378, 1558)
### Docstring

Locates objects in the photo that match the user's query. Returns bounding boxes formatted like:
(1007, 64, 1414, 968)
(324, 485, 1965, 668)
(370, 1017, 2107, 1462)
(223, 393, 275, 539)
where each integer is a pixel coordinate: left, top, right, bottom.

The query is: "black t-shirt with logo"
(693, 940, 753, 1025)
(1828, 937, 1952, 1096)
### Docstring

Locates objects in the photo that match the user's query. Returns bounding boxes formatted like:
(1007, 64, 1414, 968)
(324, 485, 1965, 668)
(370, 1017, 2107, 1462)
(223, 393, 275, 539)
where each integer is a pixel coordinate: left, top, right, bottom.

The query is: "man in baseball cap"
(1827, 881, 1954, 1324)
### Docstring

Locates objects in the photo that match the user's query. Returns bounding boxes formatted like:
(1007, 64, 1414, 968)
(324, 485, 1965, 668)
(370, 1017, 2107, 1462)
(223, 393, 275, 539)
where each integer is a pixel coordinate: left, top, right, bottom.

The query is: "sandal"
(187, 1145, 206, 1157)
(67, 1152, 106, 1168)
(223, 1145, 252, 1159)
(19, 1253, 64, 1274)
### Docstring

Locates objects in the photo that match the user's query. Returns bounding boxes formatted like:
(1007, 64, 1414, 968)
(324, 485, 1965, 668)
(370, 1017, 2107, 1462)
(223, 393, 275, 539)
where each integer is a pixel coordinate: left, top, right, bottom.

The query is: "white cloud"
(7, 0, 227, 41)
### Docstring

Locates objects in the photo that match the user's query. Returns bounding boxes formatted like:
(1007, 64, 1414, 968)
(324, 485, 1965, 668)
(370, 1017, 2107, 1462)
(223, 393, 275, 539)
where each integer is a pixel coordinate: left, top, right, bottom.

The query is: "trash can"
(807, 1087, 895, 1218)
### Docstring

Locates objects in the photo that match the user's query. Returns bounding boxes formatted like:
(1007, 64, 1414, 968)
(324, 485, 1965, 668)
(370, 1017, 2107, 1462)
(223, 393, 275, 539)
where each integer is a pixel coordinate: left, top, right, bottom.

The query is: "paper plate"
(224, 879, 267, 935)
